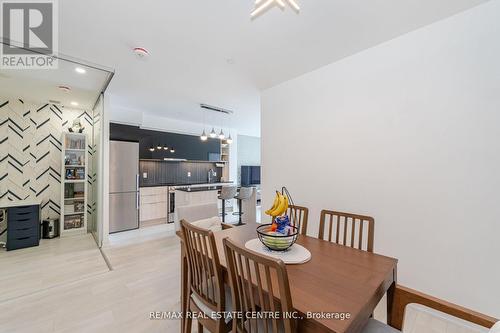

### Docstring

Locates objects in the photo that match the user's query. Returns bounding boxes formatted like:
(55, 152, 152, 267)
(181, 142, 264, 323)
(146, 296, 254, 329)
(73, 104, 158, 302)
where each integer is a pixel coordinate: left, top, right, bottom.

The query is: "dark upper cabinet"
(110, 123, 221, 161)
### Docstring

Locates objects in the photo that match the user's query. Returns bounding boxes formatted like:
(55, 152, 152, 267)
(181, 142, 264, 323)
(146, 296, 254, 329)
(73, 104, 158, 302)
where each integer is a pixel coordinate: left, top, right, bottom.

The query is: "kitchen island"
(139, 182, 234, 225)
(174, 184, 257, 225)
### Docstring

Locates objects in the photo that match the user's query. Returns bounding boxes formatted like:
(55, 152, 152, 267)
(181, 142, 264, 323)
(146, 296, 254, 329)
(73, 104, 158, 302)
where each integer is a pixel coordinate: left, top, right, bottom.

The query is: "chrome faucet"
(208, 169, 216, 183)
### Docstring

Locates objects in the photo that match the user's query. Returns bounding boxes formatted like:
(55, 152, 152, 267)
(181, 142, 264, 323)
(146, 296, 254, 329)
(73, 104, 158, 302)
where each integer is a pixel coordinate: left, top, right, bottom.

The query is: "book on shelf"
(64, 215, 83, 229)
(65, 136, 86, 150)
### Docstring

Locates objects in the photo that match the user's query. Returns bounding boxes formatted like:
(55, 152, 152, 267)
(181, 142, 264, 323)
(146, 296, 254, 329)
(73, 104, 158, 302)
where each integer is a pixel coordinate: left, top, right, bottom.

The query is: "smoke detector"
(58, 85, 71, 92)
(133, 47, 150, 58)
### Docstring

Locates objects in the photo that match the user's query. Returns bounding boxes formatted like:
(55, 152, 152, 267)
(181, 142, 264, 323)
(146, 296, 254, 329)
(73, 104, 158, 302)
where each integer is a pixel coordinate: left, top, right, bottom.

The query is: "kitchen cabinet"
(139, 187, 168, 222)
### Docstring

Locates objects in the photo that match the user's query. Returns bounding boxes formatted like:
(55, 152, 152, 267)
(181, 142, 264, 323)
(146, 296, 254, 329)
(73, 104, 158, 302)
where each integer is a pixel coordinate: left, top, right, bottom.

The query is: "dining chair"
(362, 303, 500, 333)
(287, 205, 309, 235)
(181, 220, 232, 333)
(318, 210, 375, 252)
(223, 237, 296, 333)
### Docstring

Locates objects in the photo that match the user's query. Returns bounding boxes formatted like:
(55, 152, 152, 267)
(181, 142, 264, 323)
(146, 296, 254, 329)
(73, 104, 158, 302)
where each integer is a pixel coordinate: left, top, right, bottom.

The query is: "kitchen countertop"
(141, 181, 234, 188)
(175, 186, 223, 192)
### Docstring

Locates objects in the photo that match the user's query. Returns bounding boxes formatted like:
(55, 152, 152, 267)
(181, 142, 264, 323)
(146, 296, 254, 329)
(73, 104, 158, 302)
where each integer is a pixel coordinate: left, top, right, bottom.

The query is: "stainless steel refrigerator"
(109, 141, 139, 233)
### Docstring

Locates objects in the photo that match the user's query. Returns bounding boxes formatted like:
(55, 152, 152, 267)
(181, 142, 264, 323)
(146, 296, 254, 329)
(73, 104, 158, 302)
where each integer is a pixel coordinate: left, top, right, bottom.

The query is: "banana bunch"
(265, 191, 289, 217)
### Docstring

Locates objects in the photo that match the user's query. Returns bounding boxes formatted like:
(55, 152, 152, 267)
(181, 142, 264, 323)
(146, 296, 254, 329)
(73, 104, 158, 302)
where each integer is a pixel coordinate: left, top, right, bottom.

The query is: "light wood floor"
(0, 234, 109, 303)
(0, 227, 184, 333)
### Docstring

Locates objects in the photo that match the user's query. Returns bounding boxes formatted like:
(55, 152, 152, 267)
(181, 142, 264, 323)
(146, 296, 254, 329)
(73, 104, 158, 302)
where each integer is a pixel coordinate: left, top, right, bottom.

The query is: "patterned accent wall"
(0, 98, 95, 228)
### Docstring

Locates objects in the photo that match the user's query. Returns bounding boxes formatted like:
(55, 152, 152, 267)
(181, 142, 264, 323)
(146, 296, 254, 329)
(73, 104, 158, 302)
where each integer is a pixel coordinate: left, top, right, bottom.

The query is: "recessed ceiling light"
(70, 101, 79, 106)
(75, 67, 86, 74)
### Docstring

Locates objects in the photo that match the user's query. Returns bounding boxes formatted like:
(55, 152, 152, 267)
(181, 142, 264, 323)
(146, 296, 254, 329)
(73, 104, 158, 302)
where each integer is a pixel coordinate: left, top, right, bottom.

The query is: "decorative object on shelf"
(258, 187, 300, 251)
(68, 118, 85, 133)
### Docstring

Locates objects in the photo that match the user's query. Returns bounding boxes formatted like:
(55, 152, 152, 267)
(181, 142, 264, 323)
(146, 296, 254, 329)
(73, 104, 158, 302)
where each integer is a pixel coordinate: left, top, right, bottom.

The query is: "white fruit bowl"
(256, 224, 299, 251)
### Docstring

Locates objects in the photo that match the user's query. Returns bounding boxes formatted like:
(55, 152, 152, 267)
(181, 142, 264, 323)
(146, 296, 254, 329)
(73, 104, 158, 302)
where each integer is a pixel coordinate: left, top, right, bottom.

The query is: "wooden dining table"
(178, 222, 398, 333)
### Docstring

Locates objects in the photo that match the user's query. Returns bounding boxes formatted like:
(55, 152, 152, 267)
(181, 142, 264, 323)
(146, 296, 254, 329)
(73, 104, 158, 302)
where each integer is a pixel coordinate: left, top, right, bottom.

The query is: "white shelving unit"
(60, 132, 88, 237)
(220, 141, 230, 181)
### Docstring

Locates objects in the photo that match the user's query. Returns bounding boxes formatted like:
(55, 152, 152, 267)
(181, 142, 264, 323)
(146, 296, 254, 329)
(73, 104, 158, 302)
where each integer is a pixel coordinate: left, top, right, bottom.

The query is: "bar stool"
(218, 186, 237, 223)
(233, 187, 253, 225)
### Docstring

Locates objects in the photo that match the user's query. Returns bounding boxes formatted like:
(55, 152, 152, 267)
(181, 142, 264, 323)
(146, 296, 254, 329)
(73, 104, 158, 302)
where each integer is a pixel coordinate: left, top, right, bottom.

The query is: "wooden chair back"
(318, 210, 375, 252)
(223, 237, 295, 333)
(181, 219, 225, 315)
(287, 205, 309, 235)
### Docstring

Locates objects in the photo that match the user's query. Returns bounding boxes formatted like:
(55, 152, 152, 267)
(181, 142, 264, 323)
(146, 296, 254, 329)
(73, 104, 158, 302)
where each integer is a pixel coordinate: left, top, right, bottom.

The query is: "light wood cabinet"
(139, 186, 168, 222)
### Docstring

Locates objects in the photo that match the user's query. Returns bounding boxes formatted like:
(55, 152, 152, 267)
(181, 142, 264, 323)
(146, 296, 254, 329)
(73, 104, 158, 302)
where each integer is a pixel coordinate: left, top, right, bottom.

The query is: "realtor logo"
(1, 0, 58, 69)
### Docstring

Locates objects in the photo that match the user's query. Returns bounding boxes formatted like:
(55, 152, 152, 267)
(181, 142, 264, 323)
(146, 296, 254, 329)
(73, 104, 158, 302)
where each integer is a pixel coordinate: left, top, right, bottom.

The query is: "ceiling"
(8, 1, 493, 136)
(0, 51, 112, 110)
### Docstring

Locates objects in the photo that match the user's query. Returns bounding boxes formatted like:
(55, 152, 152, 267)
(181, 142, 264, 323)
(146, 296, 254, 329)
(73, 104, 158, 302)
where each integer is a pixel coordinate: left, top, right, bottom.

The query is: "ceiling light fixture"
(133, 47, 150, 58)
(75, 67, 86, 74)
(226, 113, 233, 144)
(70, 101, 79, 106)
(251, 0, 300, 18)
(200, 106, 208, 141)
(200, 129, 208, 141)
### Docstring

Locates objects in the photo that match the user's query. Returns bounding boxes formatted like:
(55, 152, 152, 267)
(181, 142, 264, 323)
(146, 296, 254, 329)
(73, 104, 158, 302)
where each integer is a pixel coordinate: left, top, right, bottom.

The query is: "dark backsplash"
(140, 160, 222, 187)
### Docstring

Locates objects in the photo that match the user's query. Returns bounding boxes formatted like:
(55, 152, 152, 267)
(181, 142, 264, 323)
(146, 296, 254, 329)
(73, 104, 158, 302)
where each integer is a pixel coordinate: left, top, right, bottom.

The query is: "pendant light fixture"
(199, 103, 235, 141)
(156, 144, 162, 150)
(149, 146, 155, 152)
(163, 145, 169, 150)
(226, 112, 233, 144)
(209, 127, 217, 138)
(218, 129, 225, 140)
(218, 111, 225, 140)
(200, 107, 208, 141)
(200, 129, 208, 141)
(170, 147, 175, 153)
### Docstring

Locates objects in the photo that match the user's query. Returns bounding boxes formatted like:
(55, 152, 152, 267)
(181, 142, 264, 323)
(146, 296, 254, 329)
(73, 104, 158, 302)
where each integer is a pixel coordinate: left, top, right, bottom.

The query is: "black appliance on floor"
(42, 218, 60, 239)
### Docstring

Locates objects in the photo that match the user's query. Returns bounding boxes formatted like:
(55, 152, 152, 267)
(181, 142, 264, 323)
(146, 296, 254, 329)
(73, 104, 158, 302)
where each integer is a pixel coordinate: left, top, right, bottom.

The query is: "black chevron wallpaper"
(0, 98, 97, 240)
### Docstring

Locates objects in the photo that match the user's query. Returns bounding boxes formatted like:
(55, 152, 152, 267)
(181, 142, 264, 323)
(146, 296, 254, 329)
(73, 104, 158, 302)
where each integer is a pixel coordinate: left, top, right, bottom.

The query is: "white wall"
(262, 1, 500, 318)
